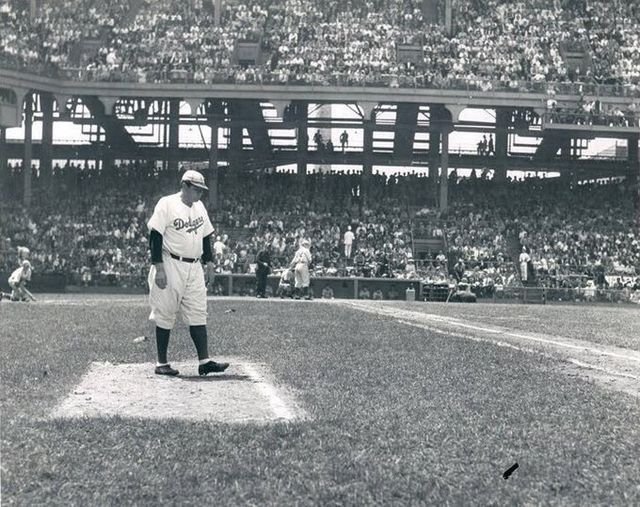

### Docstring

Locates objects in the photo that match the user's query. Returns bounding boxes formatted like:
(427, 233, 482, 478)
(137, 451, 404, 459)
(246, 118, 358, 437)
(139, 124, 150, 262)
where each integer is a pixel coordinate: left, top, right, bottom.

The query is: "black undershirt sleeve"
(202, 234, 213, 263)
(149, 229, 163, 264)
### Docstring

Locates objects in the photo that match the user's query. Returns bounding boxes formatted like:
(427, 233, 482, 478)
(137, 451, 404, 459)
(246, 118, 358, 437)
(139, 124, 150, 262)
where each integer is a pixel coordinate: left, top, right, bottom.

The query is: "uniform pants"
(148, 255, 207, 330)
(294, 263, 310, 288)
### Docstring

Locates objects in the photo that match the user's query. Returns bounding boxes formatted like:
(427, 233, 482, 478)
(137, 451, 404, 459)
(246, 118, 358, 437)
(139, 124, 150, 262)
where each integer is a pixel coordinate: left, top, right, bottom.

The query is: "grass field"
(1, 296, 640, 505)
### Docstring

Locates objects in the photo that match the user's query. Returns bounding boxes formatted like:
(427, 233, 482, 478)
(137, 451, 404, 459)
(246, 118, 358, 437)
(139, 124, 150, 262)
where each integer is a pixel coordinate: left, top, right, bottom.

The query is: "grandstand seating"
(1, 164, 638, 302)
(1, 0, 639, 90)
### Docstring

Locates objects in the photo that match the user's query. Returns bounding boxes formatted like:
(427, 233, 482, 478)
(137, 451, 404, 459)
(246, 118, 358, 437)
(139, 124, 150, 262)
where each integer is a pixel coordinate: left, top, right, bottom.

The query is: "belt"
(169, 252, 200, 263)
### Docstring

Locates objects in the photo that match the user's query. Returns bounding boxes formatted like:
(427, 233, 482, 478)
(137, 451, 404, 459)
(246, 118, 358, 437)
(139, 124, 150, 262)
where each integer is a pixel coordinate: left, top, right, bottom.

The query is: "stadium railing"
(2, 58, 639, 98)
(3, 270, 637, 305)
(543, 111, 640, 128)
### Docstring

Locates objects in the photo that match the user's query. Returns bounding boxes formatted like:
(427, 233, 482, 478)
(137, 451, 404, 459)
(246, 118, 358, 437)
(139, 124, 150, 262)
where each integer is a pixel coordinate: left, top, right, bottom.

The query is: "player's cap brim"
(184, 180, 208, 190)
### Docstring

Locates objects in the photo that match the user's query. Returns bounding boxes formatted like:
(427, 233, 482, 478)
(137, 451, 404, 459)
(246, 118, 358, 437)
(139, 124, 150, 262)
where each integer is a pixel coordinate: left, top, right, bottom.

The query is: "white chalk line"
(396, 319, 639, 381)
(566, 358, 638, 380)
(334, 301, 640, 388)
(240, 362, 297, 421)
(345, 301, 640, 364)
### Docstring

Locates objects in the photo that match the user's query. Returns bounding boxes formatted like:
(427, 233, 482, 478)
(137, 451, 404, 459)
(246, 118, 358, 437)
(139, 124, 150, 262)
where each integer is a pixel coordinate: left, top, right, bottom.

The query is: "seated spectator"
(321, 284, 334, 299)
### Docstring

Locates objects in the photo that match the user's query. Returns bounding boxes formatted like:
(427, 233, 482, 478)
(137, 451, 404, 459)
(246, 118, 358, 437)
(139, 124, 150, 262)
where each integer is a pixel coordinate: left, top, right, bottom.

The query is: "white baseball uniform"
(9, 265, 31, 287)
(8, 265, 32, 300)
(292, 246, 312, 288)
(147, 192, 214, 329)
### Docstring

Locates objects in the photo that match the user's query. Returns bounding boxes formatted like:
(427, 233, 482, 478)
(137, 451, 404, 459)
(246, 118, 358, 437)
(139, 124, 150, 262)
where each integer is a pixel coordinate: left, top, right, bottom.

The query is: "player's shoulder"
(195, 200, 213, 221)
(155, 192, 181, 206)
(194, 199, 210, 212)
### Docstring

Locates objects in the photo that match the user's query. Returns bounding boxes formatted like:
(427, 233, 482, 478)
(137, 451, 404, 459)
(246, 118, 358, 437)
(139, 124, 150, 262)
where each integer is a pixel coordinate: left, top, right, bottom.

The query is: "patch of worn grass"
(1, 299, 639, 505)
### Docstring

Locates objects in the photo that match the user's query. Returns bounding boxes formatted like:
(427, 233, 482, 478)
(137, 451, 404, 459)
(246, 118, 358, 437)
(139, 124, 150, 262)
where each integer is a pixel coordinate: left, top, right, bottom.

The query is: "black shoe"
(198, 360, 229, 376)
(155, 364, 179, 376)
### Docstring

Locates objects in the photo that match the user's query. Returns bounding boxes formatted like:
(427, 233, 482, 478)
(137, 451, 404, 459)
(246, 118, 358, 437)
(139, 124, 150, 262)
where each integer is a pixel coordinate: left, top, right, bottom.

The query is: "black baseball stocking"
(156, 326, 171, 364)
(189, 325, 209, 360)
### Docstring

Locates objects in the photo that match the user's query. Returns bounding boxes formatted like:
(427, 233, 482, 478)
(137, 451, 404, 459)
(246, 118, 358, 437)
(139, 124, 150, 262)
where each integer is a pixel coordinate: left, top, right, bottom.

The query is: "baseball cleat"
(198, 360, 229, 376)
(155, 364, 180, 376)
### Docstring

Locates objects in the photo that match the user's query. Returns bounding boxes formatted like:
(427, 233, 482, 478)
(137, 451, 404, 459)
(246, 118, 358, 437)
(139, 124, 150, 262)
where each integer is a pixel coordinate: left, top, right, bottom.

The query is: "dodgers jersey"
(147, 192, 214, 259)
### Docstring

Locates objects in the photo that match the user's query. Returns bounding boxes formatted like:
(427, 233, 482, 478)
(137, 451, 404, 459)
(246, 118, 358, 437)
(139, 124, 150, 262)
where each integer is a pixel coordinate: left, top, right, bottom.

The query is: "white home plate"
(51, 360, 305, 423)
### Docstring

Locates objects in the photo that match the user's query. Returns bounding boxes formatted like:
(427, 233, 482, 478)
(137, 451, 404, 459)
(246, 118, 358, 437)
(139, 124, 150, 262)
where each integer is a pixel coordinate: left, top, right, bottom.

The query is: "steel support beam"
(40, 92, 54, 185)
(168, 98, 180, 171)
(23, 94, 33, 207)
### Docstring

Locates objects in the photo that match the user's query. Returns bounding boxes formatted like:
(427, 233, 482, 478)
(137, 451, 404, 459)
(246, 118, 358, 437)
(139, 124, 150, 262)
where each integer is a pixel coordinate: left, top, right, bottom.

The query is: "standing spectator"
(313, 130, 323, 151)
(488, 134, 495, 155)
(213, 235, 225, 256)
(340, 130, 349, 153)
(519, 246, 531, 283)
(343, 225, 355, 258)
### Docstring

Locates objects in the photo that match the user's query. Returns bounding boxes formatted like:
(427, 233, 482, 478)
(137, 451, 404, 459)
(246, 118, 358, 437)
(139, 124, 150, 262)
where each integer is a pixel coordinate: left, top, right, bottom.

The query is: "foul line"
(240, 362, 297, 421)
(346, 302, 640, 364)
(396, 318, 639, 381)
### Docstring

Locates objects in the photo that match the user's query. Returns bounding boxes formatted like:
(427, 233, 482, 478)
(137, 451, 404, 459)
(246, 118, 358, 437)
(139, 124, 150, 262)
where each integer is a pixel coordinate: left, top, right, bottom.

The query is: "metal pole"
(23, 93, 33, 208)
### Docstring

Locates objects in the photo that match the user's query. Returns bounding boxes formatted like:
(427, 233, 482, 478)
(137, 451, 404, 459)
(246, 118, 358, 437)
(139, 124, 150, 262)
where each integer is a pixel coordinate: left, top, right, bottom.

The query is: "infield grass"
(1, 298, 639, 505)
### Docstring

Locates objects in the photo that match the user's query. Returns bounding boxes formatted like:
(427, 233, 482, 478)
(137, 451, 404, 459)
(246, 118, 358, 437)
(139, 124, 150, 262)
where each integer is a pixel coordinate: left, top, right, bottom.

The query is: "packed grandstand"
(0, 0, 639, 302)
(1, 162, 638, 301)
(1, 0, 639, 90)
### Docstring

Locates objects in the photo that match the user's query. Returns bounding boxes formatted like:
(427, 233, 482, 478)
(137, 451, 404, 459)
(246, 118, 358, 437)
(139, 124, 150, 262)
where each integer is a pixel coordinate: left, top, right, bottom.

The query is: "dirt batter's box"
(51, 360, 306, 423)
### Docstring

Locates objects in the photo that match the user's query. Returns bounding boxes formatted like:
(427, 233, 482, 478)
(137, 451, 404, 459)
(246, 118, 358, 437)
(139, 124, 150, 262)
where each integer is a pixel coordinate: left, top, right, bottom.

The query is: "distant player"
(276, 268, 294, 298)
(290, 239, 312, 300)
(147, 170, 229, 377)
(6, 260, 33, 301)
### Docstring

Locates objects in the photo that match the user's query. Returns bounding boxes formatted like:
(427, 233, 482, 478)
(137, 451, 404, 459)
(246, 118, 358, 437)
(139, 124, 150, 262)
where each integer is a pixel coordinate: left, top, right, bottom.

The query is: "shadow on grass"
(177, 374, 252, 382)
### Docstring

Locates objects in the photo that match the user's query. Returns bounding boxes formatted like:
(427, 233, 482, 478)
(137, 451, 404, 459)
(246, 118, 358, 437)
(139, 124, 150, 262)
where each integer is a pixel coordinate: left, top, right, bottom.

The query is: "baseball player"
(147, 170, 229, 377)
(290, 238, 312, 300)
(276, 268, 294, 298)
(6, 260, 33, 301)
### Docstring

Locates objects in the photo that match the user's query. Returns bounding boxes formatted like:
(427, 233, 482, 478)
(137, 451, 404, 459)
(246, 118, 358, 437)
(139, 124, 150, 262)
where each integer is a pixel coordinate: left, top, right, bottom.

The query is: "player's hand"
(155, 264, 167, 289)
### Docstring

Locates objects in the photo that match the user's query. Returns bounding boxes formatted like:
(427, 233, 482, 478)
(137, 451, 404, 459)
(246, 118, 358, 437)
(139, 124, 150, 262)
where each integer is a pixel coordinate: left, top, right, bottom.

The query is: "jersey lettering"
(173, 216, 204, 234)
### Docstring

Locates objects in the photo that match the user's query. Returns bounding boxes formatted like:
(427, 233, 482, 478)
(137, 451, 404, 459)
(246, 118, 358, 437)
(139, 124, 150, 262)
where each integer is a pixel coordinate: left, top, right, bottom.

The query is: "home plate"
(51, 360, 306, 423)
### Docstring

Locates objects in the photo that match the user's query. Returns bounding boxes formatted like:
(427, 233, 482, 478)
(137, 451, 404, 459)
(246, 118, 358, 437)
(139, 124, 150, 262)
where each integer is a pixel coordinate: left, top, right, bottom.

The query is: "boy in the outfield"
(6, 260, 33, 301)
(147, 170, 229, 377)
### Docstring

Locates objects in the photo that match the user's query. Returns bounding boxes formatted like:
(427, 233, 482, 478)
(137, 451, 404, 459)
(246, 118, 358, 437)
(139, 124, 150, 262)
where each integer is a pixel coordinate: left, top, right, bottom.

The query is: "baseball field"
(1, 296, 639, 505)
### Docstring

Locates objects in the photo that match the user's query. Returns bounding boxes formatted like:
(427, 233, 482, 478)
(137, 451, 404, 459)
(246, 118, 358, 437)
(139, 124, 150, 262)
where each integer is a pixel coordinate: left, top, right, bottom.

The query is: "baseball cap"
(181, 170, 208, 190)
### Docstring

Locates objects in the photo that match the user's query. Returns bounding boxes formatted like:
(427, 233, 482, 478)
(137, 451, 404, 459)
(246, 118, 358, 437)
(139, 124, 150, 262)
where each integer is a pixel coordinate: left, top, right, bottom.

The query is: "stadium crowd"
(2, 162, 638, 302)
(1, 0, 640, 92)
